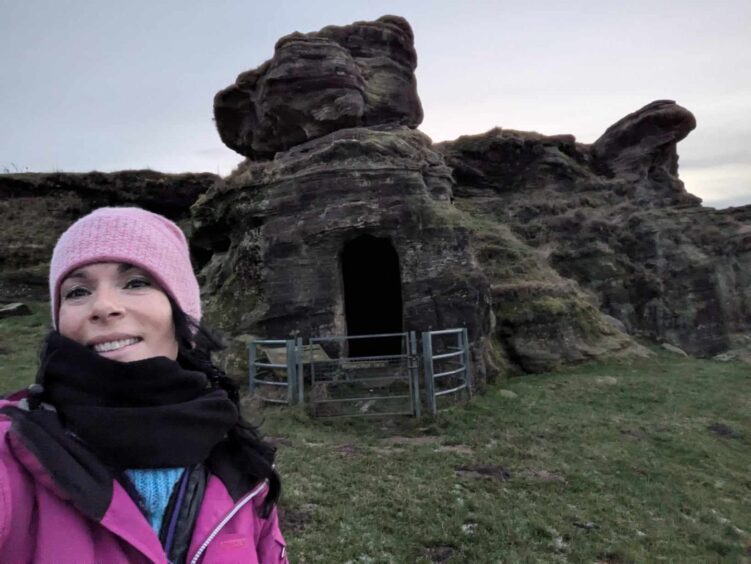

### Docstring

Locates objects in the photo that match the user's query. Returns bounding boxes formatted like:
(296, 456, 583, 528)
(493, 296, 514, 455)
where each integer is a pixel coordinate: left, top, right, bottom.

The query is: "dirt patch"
(278, 506, 313, 534)
(456, 464, 512, 480)
(707, 423, 741, 439)
(419, 544, 456, 563)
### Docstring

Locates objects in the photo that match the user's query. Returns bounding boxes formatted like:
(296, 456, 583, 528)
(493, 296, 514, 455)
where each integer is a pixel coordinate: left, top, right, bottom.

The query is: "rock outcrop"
(192, 125, 499, 382)
(592, 99, 696, 181)
(437, 101, 751, 357)
(198, 16, 641, 380)
(214, 15, 422, 160)
(0, 170, 218, 301)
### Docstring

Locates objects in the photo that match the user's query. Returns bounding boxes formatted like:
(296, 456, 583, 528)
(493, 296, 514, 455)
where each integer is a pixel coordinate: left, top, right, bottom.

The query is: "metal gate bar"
(422, 328, 471, 415)
(248, 339, 298, 405)
(308, 331, 419, 418)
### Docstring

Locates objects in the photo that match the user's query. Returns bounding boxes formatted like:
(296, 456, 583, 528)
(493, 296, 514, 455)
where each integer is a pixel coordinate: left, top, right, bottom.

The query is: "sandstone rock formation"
(437, 101, 751, 357)
(0, 171, 217, 301)
(214, 15, 422, 160)
(192, 125, 498, 382)
(197, 16, 640, 380)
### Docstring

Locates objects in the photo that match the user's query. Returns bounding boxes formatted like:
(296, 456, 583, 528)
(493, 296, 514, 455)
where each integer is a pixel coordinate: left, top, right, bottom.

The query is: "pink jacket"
(0, 401, 288, 563)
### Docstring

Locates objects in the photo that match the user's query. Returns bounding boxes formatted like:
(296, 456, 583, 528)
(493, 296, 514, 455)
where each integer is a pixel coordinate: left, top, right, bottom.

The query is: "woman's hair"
(167, 295, 281, 517)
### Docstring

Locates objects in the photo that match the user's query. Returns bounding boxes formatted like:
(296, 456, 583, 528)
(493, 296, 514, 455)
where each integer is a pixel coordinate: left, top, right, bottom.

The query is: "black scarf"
(1, 333, 269, 521)
(41, 333, 238, 468)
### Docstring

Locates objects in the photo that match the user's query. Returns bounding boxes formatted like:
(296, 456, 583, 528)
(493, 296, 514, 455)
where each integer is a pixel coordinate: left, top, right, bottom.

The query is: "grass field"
(2, 303, 750, 562)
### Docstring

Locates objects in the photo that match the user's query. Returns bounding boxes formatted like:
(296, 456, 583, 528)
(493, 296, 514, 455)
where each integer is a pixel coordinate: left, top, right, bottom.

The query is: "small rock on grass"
(713, 351, 736, 362)
(595, 376, 618, 385)
(661, 342, 688, 357)
(499, 389, 518, 398)
(0, 302, 32, 319)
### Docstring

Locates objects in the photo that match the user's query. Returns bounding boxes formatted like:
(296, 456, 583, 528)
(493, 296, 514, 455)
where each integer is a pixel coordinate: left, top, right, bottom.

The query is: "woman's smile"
(88, 336, 144, 355)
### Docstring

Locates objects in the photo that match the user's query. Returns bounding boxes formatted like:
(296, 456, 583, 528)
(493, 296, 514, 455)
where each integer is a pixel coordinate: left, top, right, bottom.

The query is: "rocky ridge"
(0, 170, 218, 301)
(437, 102, 751, 356)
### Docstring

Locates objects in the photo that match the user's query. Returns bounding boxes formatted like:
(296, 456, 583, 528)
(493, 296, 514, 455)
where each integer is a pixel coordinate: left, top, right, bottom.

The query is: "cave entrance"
(341, 235, 403, 357)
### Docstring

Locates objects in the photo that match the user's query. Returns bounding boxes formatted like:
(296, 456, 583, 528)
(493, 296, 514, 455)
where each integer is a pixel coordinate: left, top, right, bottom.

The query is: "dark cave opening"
(341, 235, 403, 357)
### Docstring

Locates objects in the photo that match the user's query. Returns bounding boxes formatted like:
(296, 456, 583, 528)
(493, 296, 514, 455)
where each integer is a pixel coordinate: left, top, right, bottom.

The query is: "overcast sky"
(2, 0, 750, 207)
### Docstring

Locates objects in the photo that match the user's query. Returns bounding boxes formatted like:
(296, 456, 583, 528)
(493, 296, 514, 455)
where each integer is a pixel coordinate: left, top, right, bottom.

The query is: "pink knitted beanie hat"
(49, 207, 201, 327)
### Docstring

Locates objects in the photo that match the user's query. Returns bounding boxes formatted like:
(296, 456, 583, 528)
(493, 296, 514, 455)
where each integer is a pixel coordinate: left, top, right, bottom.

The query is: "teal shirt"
(125, 467, 185, 534)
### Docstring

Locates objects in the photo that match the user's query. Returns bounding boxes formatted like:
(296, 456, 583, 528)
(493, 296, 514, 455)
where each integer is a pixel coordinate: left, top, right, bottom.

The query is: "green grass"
(0, 302, 51, 392)
(259, 353, 750, 562)
(2, 307, 750, 561)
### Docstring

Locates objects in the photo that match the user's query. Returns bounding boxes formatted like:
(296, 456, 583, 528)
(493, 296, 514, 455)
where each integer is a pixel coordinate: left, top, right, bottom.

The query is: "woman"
(0, 207, 287, 563)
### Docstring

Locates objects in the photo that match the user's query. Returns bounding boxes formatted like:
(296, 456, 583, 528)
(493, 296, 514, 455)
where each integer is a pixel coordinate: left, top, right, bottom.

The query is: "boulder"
(592, 100, 696, 181)
(214, 15, 423, 160)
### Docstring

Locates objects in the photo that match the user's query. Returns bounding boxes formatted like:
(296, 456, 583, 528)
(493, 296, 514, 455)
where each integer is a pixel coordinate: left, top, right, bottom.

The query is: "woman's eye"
(125, 278, 151, 289)
(63, 287, 89, 300)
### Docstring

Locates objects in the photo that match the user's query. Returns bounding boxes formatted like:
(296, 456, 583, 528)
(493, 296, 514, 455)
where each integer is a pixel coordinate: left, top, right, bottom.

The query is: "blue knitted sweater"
(125, 468, 185, 534)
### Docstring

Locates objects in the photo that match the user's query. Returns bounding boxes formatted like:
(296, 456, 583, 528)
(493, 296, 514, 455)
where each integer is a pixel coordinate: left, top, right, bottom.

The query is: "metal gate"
(308, 332, 420, 418)
(422, 328, 471, 415)
(248, 338, 303, 405)
(249, 328, 471, 416)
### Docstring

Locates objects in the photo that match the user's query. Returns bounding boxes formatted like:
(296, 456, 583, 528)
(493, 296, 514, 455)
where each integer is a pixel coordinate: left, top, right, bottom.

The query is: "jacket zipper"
(188, 480, 268, 564)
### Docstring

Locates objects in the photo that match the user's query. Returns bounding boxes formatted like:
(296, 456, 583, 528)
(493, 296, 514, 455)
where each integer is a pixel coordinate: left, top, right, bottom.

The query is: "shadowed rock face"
(438, 101, 751, 357)
(214, 15, 422, 160)
(0, 170, 218, 301)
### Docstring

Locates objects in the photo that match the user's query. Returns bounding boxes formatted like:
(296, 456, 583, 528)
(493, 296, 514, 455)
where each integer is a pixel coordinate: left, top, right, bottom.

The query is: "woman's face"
(58, 262, 179, 362)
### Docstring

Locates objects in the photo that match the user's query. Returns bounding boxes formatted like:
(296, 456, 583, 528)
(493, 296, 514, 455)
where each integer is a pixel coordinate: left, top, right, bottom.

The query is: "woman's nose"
(89, 288, 125, 321)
